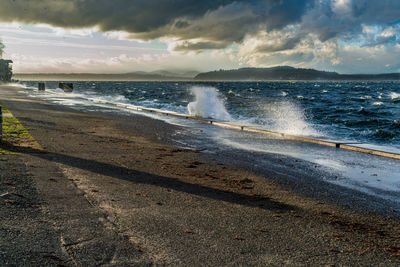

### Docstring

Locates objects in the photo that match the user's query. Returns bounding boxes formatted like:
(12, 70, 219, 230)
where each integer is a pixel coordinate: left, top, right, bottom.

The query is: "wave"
(372, 101, 383, 106)
(390, 92, 400, 101)
(373, 129, 395, 140)
(18, 81, 398, 150)
(186, 86, 319, 137)
(256, 100, 319, 137)
(358, 107, 374, 116)
(187, 86, 231, 121)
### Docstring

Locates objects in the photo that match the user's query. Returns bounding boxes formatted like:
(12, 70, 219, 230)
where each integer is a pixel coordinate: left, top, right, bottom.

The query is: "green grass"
(1, 103, 42, 155)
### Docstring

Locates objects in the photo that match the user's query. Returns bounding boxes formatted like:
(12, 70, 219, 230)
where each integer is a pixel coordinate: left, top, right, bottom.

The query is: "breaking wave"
(390, 92, 400, 101)
(187, 86, 232, 121)
(258, 100, 319, 137)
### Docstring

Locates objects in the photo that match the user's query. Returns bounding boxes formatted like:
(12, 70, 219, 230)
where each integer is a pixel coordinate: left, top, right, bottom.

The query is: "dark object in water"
(59, 83, 73, 92)
(38, 82, 45, 91)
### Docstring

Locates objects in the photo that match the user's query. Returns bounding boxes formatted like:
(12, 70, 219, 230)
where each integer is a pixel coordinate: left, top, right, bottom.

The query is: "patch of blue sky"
(339, 38, 365, 47)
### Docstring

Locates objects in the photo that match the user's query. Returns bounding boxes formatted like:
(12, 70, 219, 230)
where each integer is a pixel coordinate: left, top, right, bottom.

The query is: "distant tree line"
(194, 66, 400, 81)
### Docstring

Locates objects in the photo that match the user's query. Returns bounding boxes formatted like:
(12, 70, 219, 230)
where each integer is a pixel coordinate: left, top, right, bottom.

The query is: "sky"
(0, 0, 399, 74)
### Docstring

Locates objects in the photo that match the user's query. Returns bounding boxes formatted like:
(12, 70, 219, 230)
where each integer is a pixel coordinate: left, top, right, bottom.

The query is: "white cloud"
(104, 31, 131, 41)
(362, 24, 377, 35)
(236, 31, 341, 70)
(0, 22, 99, 38)
(332, 0, 352, 15)
(334, 43, 400, 73)
(381, 27, 396, 38)
(48, 25, 100, 37)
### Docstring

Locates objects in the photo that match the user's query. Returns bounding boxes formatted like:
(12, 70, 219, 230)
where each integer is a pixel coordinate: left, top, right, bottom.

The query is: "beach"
(1, 84, 400, 266)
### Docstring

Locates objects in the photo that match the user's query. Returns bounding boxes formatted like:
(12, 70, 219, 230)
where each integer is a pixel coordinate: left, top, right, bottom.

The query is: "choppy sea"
(21, 80, 400, 151)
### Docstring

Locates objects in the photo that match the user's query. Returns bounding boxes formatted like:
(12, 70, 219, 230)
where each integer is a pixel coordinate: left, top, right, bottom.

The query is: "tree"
(0, 39, 5, 59)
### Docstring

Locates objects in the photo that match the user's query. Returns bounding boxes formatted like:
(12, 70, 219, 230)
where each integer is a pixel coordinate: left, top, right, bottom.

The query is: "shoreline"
(1, 84, 400, 265)
(14, 80, 400, 157)
(20, 84, 400, 160)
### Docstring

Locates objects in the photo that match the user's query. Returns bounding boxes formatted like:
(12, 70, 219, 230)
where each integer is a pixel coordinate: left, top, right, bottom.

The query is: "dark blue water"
(23, 81, 400, 150)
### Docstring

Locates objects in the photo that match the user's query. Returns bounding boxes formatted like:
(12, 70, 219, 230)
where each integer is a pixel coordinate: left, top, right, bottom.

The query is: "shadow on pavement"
(1, 141, 296, 212)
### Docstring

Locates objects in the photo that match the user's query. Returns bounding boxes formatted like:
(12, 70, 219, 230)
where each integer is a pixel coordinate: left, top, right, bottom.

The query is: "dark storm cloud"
(0, 0, 310, 31)
(172, 41, 228, 52)
(254, 35, 305, 53)
(247, 0, 400, 55)
(0, 0, 310, 46)
(300, 0, 400, 42)
(351, 0, 400, 25)
(0, 0, 399, 51)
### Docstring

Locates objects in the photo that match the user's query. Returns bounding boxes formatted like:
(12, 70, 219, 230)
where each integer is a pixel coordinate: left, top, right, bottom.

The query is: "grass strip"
(1, 103, 42, 155)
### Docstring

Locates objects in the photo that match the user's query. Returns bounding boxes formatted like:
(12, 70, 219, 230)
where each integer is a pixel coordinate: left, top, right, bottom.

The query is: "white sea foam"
(372, 102, 383, 106)
(91, 94, 129, 103)
(390, 92, 400, 100)
(187, 86, 232, 121)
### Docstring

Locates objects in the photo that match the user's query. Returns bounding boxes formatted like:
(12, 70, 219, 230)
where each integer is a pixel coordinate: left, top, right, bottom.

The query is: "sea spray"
(19, 80, 400, 149)
(259, 100, 319, 137)
(187, 86, 232, 121)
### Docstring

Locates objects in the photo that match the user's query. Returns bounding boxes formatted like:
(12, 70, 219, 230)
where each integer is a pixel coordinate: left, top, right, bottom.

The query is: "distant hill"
(149, 70, 200, 78)
(14, 66, 400, 81)
(14, 71, 195, 81)
(194, 66, 400, 81)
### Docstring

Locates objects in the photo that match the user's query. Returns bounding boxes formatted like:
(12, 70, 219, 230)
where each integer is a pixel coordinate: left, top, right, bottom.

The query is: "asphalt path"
(1, 85, 399, 266)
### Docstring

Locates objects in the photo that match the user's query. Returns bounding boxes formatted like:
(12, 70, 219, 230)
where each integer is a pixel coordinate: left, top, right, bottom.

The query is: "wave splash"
(187, 85, 318, 137)
(260, 101, 319, 137)
(187, 86, 232, 121)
